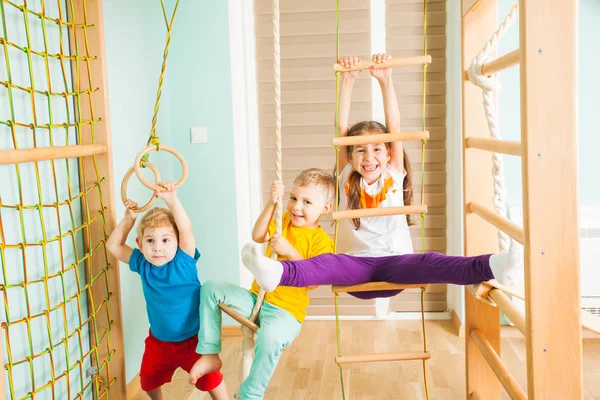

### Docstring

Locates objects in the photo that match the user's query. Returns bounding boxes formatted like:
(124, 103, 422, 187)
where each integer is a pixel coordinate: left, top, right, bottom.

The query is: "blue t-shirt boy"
(129, 247, 201, 342)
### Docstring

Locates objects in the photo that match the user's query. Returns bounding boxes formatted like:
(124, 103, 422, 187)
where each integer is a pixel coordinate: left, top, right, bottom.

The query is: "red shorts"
(139, 331, 223, 392)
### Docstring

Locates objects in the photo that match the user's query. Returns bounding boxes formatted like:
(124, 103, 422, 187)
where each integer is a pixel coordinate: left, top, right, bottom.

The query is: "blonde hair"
(345, 121, 414, 229)
(137, 207, 179, 238)
(294, 168, 335, 202)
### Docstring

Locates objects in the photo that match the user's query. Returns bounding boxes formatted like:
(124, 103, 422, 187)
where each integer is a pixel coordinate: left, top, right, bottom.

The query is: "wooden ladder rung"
(474, 281, 600, 336)
(482, 49, 520, 75)
(336, 351, 431, 364)
(465, 137, 522, 156)
(333, 55, 432, 72)
(333, 282, 427, 293)
(489, 289, 526, 336)
(467, 202, 524, 244)
(332, 205, 427, 221)
(470, 329, 527, 400)
(463, 49, 521, 80)
(0, 144, 108, 164)
(218, 303, 258, 332)
(332, 131, 429, 147)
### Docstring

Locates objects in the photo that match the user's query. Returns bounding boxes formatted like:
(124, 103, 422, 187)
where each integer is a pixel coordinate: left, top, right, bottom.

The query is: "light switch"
(191, 127, 208, 143)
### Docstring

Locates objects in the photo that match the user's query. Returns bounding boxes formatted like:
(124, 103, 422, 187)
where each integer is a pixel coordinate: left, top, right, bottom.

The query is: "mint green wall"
(166, 1, 240, 285)
(102, 0, 170, 383)
(498, 0, 599, 207)
(102, 0, 239, 383)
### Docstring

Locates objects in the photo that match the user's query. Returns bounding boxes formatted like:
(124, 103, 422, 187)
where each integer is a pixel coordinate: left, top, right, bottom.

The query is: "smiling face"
(349, 141, 391, 185)
(286, 184, 332, 228)
(136, 226, 179, 267)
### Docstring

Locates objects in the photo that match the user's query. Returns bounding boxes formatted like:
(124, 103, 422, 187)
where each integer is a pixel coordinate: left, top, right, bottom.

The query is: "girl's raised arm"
(337, 56, 360, 171)
(371, 53, 403, 173)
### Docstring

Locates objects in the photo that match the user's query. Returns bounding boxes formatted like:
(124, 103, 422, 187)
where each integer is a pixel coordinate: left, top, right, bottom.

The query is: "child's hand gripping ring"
(121, 161, 161, 212)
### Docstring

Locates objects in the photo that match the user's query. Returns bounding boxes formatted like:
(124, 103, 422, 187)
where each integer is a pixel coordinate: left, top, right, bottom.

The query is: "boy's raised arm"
(156, 182, 195, 257)
(106, 200, 137, 263)
(252, 180, 283, 243)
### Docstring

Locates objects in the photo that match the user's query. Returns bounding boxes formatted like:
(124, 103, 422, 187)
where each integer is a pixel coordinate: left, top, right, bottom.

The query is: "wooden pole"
(0, 144, 107, 164)
(468, 202, 524, 244)
(332, 282, 427, 293)
(332, 131, 429, 146)
(332, 205, 427, 221)
(67, 0, 126, 397)
(470, 329, 527, 400)
(333, 55, 432, 72)
(520, 0, 582, 398)
(461, 1, 502, 398)
(336, 351, 431, 364)
(481, 49, 520, 75)
(465, 137, 521, 156)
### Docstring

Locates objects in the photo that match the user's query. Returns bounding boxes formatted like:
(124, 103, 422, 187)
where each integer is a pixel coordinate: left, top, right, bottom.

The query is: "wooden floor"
(132, 320, 600, 400)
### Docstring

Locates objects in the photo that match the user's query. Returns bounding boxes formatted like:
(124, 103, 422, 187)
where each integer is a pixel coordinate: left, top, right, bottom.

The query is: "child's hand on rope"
(124, 199, 139, 221)
(155, 181, 178, 205)
(370, 53, 393, 82)
(339, 56, 361, 80)
(269, 233, 294, 258)
(269, 180, 284, 205)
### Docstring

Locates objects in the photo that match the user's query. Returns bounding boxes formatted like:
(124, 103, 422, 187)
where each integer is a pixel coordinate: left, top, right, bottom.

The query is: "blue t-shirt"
(129, 247, 201, 342)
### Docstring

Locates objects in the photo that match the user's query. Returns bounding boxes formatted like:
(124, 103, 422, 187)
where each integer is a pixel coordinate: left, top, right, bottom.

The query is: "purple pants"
(280, 252, 495, 299)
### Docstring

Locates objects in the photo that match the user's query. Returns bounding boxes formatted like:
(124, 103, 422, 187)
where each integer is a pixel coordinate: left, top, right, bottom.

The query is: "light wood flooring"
(132, 320, 600, 400)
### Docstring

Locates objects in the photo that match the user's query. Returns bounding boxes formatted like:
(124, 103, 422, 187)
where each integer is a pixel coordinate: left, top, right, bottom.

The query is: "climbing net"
(1, 0, 118, 398)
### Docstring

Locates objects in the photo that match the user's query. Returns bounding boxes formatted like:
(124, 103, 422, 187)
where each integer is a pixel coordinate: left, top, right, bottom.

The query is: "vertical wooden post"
(68, 0, 126, 398)
(520, 0, 583, 398)
(461, 1, 501, 399)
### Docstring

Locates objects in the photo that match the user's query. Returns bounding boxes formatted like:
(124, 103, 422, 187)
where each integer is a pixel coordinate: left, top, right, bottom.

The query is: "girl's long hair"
(345, 121, 414, 229)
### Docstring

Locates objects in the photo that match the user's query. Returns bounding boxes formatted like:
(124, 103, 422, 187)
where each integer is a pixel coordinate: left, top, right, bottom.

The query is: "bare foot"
(189, 354, 223, 385)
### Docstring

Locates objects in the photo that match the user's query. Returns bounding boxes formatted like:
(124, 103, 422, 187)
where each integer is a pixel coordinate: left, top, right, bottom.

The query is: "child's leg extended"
(178, 334, 227, 398)
(371, 252, 501, 285)
(242, 243, 374, 291)
(190, 281, 256, 383)
(237, 302, 302, 400)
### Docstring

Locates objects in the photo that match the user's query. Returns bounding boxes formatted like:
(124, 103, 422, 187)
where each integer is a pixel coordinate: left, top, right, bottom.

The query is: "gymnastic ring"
(133, 145, 188, 191)
(121, 161, 161, 212)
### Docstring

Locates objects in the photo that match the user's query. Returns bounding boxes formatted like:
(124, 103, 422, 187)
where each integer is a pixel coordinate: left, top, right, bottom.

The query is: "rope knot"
(421, 138, 428, 145)
(140, 153, 149, 167)
(467, 55, 500, 92)
(149, 136, 160, 151)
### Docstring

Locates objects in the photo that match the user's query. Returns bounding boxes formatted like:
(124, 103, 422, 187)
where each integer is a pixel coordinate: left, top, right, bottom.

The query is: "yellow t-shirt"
(249, 212, 333, 323)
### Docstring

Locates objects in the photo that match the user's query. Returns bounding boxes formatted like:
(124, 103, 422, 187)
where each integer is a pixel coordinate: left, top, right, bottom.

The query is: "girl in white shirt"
(242, 54, 518, 296)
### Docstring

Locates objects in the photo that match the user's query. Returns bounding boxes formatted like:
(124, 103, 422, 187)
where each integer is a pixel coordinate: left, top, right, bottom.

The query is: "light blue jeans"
(196, 280, 302, 400)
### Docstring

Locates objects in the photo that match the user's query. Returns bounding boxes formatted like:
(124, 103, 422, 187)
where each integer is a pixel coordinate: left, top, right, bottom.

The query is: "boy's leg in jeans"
(191, 280, 257, 383)
(237, 302, 302, 400)
(196, 280, 257, 354)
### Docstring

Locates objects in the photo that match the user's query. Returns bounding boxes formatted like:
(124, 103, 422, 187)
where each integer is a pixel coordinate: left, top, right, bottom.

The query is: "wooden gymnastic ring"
(133, 145, 188, 191)
(121, 161, 161, 212)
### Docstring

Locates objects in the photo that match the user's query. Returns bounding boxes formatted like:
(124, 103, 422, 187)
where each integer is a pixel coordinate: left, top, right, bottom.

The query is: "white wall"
(445, 0, 465, 322)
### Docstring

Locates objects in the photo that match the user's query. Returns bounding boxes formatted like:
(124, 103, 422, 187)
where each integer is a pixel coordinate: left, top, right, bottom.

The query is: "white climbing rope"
(239, 0, 283, 383)
(466, 2, 519, 253)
